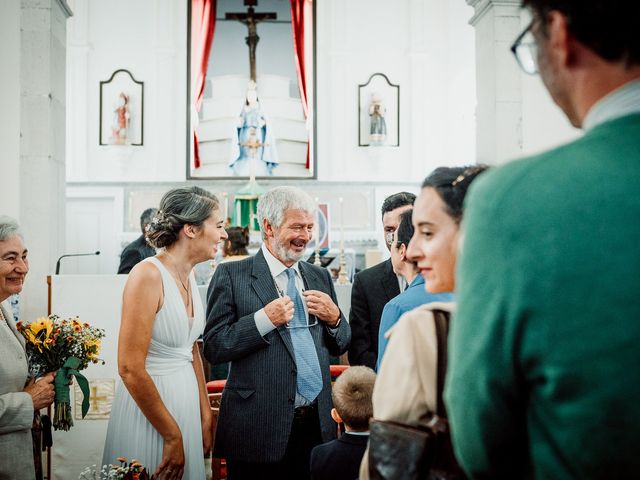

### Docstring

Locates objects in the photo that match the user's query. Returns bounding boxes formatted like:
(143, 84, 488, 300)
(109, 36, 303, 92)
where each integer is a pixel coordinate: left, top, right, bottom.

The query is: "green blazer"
(445, 114, 640, 479)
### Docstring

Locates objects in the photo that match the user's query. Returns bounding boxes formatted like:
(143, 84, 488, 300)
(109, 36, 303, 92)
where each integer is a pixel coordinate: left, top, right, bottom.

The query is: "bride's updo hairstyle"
(146, 186, 220, 249)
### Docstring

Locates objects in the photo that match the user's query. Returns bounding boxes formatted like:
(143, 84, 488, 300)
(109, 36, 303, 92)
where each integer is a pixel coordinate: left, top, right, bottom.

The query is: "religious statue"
(369, 92, 387, 146)
(229, 82, 279, 177)
(110, 92, 130, 145)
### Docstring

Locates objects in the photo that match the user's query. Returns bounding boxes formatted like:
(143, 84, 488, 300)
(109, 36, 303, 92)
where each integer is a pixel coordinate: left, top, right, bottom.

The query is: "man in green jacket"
(445, 1, 640, 478)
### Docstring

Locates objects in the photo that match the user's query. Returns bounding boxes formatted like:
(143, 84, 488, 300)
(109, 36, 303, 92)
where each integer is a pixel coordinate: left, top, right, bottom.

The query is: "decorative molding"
(54, 0, 73, 18)
(466, 0, 521, 25)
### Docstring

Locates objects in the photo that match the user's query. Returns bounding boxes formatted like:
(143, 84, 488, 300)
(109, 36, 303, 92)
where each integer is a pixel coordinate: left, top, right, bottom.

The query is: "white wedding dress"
(103, 257, 206, 479)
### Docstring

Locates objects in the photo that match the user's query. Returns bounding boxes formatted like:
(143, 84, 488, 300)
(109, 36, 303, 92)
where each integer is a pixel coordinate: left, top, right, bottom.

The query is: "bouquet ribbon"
(54, 356, 90, 418)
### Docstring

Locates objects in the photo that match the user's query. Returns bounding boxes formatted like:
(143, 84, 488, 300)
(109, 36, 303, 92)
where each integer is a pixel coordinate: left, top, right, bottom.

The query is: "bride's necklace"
(164, 251, 192, 308)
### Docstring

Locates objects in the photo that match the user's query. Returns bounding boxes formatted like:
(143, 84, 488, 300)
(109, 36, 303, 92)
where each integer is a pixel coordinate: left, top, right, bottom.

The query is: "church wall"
(469, 1, 579, 165)
(66, 0, 187, 182)
(65, 0, 476, 184)
(0, 2, 22, 218)
(316, 0, 477, 182)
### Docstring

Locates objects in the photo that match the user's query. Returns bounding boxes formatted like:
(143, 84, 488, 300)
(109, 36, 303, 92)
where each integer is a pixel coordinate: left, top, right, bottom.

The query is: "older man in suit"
(0, 217, 55, 479)
(348, 192, 414, 369)
(204, 187, 351, 480)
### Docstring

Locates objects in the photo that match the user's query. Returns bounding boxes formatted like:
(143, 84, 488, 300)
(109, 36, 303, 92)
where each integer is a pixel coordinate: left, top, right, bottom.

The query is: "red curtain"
(191, 0, 216, 169)
(290, 0, 312, 169)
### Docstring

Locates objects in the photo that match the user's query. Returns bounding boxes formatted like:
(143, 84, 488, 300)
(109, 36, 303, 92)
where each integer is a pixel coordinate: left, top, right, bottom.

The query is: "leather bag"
(368, 310, 465, 480)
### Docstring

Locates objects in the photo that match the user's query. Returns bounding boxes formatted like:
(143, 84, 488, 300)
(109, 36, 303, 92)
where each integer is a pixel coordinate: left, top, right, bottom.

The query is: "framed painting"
(358, 73, 399, 147)
(99, 69, 144, 146)
(187, 0, 316, 179)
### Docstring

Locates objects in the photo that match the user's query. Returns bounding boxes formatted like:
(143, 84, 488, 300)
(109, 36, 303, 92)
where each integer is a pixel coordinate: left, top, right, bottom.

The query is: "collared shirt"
(256, 244, 337, 408)
(583, 79, 640, 131)
(397, 274, 407, 293)
(346, 431, 370, 436)
(376, 274, 454, 370)
(254, 244, 309, 336)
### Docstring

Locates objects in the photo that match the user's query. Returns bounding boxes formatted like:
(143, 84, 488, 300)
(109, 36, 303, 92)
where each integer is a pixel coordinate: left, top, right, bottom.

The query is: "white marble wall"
(466, 0, 580, 165)
(316, 0, 477, 182)
(0, 0, 71, 323)
(0, 2, 21, 219)
(66, 0, 186, 182)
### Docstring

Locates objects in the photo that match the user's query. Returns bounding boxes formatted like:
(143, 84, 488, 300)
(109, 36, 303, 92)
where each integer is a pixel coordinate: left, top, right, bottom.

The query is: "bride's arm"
(118, 262, 184, 479)
(192, 342, 213, 455)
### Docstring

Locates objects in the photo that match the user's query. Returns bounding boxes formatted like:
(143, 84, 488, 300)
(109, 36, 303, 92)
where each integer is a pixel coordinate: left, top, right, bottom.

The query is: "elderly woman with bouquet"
(0, 216, 56, 479)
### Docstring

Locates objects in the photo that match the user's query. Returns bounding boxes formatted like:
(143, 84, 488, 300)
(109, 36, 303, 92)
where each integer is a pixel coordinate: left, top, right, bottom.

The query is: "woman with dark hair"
(220, 226, 250, 262)
(361, 165, 488, 479)
(103, 186, 228, 480)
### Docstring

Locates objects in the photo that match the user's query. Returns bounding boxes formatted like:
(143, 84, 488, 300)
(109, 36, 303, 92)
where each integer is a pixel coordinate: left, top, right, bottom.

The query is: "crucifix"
(226, 0, 277, 82)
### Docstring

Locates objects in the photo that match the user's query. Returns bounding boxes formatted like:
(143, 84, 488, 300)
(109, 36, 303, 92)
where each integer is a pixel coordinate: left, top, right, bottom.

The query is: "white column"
(467, 0, 523, 165)
(19, 0, 72, 322)
(0, 2, 21, 219)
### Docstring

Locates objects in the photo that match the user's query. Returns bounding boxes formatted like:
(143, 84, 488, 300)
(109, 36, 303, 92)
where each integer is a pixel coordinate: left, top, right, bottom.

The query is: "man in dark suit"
(117, 208, 156, 274)
(310, 366, 375, 480)
(204, 186, 351, 480)
(348, 192, 414, 369)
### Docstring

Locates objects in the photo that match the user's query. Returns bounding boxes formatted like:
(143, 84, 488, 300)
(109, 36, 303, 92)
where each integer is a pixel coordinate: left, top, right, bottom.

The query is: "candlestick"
(314, 197, 321, 266)
(339, 197, 344, 252)
(337, 197, 349, 285)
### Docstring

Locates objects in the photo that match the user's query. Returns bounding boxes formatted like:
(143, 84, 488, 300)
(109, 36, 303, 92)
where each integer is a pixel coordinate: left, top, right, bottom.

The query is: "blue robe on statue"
(229, 104, 279, 176)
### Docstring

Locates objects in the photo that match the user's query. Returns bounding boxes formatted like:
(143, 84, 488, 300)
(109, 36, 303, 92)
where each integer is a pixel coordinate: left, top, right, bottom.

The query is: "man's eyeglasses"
(511, 22, 538, 75)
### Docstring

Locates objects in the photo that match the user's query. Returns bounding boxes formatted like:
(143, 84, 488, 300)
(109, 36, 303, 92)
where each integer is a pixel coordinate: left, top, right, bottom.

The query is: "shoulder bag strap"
(432, 309, 450, 418)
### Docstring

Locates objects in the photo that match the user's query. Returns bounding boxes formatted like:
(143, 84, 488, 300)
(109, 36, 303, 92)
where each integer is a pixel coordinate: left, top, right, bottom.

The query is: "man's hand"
(24, 372, 56, 411)
(264, 296, 294, 327)
(303, 290, 341, 326)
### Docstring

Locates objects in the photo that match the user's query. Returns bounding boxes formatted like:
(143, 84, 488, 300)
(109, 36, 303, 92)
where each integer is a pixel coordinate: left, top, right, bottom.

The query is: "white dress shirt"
(253, 244, 309, 336)
(583, 79, 640, 131)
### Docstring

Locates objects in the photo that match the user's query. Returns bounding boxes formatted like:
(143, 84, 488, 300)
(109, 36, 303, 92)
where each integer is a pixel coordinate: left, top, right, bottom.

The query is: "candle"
(339, 197, 344, 252)
(314, 197, 320, 247)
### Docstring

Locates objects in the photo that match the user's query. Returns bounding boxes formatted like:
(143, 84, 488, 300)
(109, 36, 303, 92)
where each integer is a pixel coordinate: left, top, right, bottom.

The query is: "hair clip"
(451, 166, 485, 187)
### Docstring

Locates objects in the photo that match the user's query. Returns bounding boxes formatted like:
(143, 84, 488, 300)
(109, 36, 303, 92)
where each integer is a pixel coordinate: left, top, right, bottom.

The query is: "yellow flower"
(25, 317, 53, 350)
(30, 317, 53, 337)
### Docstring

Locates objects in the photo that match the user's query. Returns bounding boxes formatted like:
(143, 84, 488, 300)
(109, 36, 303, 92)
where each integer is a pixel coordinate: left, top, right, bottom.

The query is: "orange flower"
(15, 321, 23, 331)
(73, 324, 82, 332)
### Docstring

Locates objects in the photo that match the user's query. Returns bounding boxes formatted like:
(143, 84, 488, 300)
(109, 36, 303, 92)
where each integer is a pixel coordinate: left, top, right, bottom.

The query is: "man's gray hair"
(257, 186, 316, 240)
(0, 216, 23, 242)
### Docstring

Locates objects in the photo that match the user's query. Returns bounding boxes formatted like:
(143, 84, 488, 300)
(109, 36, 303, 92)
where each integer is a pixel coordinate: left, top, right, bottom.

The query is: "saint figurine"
(369, 92, 387, 146)
(229, 82, 279, 176)
(110, 92, 130, 145)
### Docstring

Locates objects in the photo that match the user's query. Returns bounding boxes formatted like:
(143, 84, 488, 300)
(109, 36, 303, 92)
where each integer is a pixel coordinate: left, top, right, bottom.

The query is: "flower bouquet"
(79, 458, 152, 480)
(17, 315, 105, 431)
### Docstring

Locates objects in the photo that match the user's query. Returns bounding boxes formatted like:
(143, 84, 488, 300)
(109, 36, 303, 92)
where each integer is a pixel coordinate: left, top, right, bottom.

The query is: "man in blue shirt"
(376, 209, 453, 369)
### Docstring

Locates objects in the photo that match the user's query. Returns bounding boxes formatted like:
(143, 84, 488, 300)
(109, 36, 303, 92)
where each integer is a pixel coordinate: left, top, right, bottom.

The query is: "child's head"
(331, 366, 376, 432)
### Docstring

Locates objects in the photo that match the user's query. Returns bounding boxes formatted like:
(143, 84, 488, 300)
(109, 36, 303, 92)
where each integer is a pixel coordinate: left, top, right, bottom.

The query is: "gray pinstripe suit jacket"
(203, 249, 351, 463)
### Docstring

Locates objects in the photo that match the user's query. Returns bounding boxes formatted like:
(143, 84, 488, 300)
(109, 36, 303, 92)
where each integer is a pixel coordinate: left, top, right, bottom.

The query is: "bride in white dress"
(103, 187, 227, 479)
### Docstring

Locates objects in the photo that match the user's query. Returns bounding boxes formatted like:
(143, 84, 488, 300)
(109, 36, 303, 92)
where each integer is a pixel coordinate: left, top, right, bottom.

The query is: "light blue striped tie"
(285, 268, 323, 402)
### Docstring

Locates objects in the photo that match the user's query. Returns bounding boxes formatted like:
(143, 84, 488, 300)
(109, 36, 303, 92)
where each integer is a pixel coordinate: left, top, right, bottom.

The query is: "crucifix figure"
(226, 0, 277, 82)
